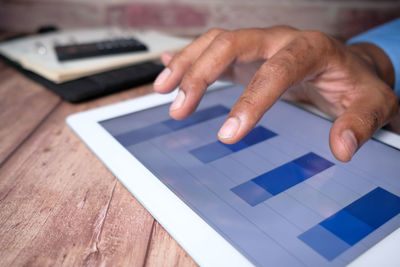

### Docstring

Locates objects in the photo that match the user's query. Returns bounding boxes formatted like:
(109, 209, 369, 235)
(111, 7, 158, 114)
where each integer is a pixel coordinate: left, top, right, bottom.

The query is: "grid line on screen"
(98, 85, 400, 267)
(114, 105, 230, 146)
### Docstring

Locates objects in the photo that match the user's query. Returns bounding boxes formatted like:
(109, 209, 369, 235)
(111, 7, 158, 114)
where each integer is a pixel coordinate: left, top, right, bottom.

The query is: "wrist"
(348, 43, 395, 88)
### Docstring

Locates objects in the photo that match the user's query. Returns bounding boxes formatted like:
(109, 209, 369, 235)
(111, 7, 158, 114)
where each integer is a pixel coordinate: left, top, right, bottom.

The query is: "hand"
(153, 26, 399, 162)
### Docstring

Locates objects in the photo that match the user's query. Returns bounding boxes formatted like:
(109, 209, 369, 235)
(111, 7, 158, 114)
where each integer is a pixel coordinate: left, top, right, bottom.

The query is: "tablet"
(67, 83, 400, 267)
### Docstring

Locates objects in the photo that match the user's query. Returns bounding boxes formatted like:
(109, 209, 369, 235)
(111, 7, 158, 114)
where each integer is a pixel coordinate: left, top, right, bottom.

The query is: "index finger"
(170, 28, 292, 120)
(167, 26, 300, 120)
(218, 31, 336, 143)
(153, 28, 226, 94)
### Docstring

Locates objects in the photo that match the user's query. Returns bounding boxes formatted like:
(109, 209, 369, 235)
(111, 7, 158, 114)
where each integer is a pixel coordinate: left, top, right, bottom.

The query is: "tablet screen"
(100, 85, 400, 266)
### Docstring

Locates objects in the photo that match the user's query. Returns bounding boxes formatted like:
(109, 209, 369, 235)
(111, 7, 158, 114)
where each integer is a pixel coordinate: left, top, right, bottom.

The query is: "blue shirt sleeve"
(347, 18, 400, 99)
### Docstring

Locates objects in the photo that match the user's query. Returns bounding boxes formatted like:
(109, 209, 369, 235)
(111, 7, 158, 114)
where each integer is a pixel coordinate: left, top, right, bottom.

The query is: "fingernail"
(342, 129, 358, 157)
(218, 117, 240, 139)
(170, 90, 185, 111)
(154, 68, 171, 86)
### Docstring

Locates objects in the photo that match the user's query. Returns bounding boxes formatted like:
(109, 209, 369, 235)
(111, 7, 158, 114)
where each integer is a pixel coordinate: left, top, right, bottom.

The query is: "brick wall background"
(0, 0, 399, 39)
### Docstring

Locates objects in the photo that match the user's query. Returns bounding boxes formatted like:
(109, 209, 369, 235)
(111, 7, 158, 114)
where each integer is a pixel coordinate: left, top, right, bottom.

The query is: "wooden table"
(0, 58, 198, 266)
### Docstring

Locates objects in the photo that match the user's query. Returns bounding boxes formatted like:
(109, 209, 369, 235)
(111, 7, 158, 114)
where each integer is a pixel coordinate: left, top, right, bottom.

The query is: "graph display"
(100, 85, 400, 266)
(299, 187, 400, 261)
(190, 126, 277, 163)
(232, 152, 334, 206)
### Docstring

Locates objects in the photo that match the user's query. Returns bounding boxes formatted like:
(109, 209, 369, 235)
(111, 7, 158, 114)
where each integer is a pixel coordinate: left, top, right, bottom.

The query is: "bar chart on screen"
(100, 85, 400, 267)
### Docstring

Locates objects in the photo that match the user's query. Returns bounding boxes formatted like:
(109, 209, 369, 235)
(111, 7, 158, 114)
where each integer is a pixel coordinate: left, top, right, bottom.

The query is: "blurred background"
(0, 0, 399, 40)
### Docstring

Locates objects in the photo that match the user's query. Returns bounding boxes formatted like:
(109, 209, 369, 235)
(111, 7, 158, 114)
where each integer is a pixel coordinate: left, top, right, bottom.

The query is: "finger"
(329, 83, 398, 162)
(219, 61, 265, 87)
(218, 32, 330, 143)
(170, 29, 275, 119)
(153, 28, 226, 94)
(170, 27, 299, 119)
(161, 51, 175, 66)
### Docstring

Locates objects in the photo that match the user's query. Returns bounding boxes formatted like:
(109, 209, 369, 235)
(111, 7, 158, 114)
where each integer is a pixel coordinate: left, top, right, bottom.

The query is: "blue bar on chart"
(299, 187, 400, 261)
(115, 105, 230, 146)
(190, 126, 277, 163)
(231, 152, 334, 206)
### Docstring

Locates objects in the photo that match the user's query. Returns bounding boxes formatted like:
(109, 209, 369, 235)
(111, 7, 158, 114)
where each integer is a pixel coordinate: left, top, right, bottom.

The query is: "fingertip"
(330, 127, 358, 162)
(153, 67, 177, 94)
(341, 129, 358, 157)
(168, 89, 193, 120)
(168, 109, 183, 120)
(218, 117, 240, 143)
(170, 90, 185, 111)
(154, 67, 171, 84)
(169, 106, 186, 120)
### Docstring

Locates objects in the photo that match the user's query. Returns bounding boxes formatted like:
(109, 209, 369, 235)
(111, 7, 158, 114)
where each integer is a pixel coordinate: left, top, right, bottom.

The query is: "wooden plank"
(81, 182, 155, 266)
(0, 62, 60, 165)
(0, 85, 160, 266)
(144, 221, 198, 267)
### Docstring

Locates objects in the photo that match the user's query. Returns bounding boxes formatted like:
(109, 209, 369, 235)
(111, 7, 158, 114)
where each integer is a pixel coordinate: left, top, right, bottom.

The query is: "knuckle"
(301, 30, 335, 51)
(214, 31, 236, 48)
(238, 95, 258, 110)
(356, 109, 381, 134)
(270, 25, 298, 32)
(365, 110, 381, 132)
(351, 86, 399, 136)
(206, 27, 226, 37)
(264, 59, 292, 80)
(302, 30, 328, 42)
(236, 94, 264, 122)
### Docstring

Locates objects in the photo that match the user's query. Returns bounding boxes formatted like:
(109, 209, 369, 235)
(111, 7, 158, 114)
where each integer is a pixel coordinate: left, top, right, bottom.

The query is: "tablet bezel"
(66, 82, 400, 266)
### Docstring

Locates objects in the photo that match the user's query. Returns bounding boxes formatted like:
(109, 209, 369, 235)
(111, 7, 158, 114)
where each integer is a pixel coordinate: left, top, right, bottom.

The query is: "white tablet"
(67, 83, 400, 267)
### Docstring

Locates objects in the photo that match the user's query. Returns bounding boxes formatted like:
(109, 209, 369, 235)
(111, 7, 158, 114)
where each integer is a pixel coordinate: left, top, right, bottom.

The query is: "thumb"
(329, 87, 398, 162)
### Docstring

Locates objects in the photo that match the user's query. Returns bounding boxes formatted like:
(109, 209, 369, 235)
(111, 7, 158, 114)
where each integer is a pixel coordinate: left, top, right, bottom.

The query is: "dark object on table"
(55, 38, 148, 61)
(37, 25, 59, 34)
(1, 54, 164, 103)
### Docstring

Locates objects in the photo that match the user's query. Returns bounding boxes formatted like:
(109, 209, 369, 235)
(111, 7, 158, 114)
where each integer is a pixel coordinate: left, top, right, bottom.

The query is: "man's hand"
(153, 26, 399, 162)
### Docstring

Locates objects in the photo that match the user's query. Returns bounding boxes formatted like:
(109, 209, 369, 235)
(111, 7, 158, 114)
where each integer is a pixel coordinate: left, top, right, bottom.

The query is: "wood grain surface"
(0, 60, 197, 266)
(0, 63, 60, 165)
